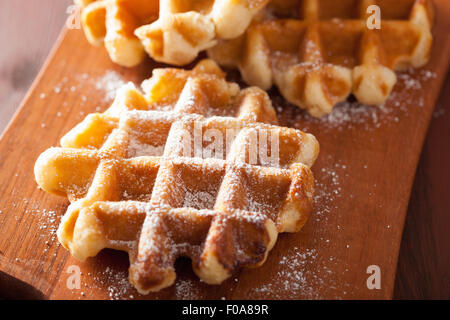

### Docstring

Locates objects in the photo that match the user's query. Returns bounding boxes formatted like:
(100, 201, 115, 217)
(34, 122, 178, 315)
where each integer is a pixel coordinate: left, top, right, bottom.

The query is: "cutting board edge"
(0, 13, 449, 299)
(388, 53, 450, 300)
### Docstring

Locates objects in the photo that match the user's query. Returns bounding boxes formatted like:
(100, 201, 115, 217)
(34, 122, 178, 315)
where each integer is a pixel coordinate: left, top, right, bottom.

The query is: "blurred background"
(0, 0, 448, 299)
(0, 0, 71, 130)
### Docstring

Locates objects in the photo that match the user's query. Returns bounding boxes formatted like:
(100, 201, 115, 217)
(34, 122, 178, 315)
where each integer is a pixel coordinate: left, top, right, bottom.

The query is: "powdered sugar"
(95, 71, 126, 102)
(41, 71, 126, 111)
(33, 59, 438, 299)
(82, 266, 137, 300)
(103, 268, 134, 300)
(127, 136, 165, 157)
(183, 190, 217, 210)
(250, 246, 342, 299)
(35, 207, 60, 245)
(278, 69, 437, 132)
(314, 163, 343, 220)
(176, 277, 202, 300)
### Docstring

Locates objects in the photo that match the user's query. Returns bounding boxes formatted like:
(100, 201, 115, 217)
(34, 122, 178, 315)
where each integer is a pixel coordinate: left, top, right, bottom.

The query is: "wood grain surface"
(0, 1, 448, 299)
(394, 72, 450, 299)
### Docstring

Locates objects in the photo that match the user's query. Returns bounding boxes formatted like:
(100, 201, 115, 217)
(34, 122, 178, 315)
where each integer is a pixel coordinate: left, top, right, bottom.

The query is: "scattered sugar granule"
(251, 247, 329, 299)
(282, 68, 437, 133)
(95, 71, 126, 102)
(90, 267, 136, 300)
(176, 278, 202, 300)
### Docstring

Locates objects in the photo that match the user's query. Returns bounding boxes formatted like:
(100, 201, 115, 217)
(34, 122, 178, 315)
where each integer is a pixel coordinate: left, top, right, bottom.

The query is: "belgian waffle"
(34, 60, 319, 293)
(75, 0, 159, 67)
(208, 0, 434, 117)
(76, 0, 269, 66)
(135, 0, 270, 65)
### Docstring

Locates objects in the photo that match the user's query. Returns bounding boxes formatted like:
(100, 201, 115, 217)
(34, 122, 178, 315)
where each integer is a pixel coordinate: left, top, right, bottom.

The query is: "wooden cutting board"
(0, 1, 449, 300)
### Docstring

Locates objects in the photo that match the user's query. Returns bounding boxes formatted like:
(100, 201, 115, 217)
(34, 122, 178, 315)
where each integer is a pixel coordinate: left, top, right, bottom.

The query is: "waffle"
(76, 0, 159, 67)
(34, 60, 319, 294)
(208, 0, 434, 117)
(76, 0, 269, 66)
(135, 0, 270, 65)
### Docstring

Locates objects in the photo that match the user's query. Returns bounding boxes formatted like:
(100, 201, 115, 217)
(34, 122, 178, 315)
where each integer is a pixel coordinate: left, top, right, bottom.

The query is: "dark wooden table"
(0, 0, 448, 299)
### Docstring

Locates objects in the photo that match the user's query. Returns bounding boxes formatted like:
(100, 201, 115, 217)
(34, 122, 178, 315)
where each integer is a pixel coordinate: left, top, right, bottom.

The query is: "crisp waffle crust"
(208, 0, 434, 117)
(76, 0, 269, 66)
(35, 60, 319, 293)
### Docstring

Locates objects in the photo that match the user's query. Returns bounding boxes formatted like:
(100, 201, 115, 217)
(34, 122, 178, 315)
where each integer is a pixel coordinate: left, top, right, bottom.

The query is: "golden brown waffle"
(135, 0, 269, 65)
(208, 0, 434, 117)
(76, 0, 269, 66)
(34, 60, 319, 293)
(76, 0, 159, 67)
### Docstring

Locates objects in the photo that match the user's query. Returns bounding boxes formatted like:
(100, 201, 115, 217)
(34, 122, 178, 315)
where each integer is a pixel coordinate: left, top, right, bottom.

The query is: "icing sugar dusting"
(250, 246, 340, 299)
(34, 64, 435, 299)
(127, 136, 165, 157)
(280, 69, 437, 132)
(95, 71, 126, 102)
(176, 277, 202, 300)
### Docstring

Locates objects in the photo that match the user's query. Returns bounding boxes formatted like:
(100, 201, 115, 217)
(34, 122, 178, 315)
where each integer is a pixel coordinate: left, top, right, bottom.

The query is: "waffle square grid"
(35, 60, 319, 293)
(76, 0, 269, 66)
(208, 0, 434, 117)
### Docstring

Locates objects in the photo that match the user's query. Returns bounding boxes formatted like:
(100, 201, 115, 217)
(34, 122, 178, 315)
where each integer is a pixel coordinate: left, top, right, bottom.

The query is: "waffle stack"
(208, 0, 434, 116)
(76, 0, 269, 66)
(35, 60, 319, 293)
